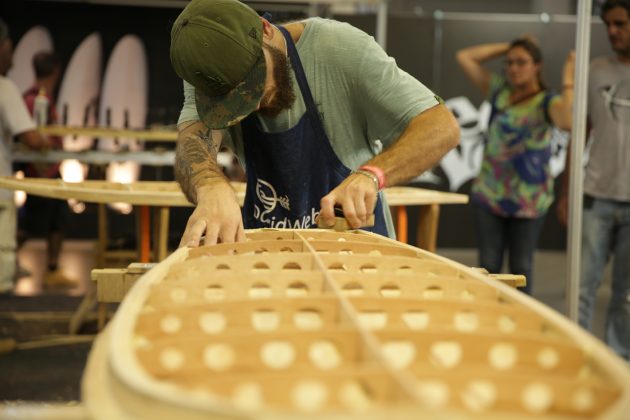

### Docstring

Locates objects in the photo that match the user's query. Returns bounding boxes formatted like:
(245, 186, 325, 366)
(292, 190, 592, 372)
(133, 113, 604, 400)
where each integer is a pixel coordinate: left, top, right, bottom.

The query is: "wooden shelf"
(39, 125, 178, 142)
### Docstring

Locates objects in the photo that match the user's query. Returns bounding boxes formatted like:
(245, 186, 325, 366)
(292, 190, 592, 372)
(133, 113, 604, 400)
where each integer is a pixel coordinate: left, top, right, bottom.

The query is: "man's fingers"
(219, 221, 241, 244)
(189, 219, 208, 246)
(342, 197, 361, 229)
(204, 223, 221, 246)
(236, 222, 247, 243)
(362, 191, 377, 226)
(351, 196, 368, 228)
(319, 195, 337, 227)
(180, 218, 205, 248)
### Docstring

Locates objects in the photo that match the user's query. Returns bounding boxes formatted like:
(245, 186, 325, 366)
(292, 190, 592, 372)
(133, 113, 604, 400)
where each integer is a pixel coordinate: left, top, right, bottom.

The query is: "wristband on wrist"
(354, 169, 379, 191)
(358, 165, 386, 190)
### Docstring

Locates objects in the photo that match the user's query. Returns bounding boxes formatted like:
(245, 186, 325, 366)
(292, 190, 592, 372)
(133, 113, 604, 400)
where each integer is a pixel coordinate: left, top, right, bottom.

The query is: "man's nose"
(608, 24, 618, 37)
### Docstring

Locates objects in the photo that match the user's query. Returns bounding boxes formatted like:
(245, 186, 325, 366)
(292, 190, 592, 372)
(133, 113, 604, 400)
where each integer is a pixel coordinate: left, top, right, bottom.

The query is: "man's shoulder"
(305, 17, 357, 32)
(301, 17, 376, 68)
(304, 17, 371, 45)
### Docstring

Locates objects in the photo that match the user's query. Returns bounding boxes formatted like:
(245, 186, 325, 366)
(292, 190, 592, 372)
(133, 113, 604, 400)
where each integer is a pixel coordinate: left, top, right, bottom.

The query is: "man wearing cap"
(171, 0, 460, 246)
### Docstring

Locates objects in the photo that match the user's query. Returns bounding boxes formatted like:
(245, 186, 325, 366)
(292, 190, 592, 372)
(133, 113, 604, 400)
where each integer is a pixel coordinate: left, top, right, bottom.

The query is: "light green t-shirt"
(178, 17, 439, 237)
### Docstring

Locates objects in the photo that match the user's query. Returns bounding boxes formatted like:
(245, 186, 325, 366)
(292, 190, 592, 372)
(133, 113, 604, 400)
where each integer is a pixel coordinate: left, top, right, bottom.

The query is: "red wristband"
(359, 165, 386, 190)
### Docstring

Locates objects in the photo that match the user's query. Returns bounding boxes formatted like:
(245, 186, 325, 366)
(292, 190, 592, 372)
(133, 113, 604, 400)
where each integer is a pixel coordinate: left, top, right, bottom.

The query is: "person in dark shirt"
(20, 51, 73, 287)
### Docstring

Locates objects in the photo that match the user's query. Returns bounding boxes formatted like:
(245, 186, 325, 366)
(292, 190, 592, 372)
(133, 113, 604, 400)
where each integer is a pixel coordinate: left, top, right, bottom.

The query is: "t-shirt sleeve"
(353, 32, 439, 149)
(177, 79, 200, 126)
(2, 80, 36, 136)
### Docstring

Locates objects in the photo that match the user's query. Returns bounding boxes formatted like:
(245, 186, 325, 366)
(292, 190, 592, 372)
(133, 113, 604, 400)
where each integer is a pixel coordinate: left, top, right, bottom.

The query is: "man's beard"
(611, 37, 630, 58)
(258, 44, 296, 118)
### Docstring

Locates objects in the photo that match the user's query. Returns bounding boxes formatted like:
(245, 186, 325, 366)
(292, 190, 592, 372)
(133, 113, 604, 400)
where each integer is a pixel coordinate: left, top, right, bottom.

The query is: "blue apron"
(240, 26, 387, 236)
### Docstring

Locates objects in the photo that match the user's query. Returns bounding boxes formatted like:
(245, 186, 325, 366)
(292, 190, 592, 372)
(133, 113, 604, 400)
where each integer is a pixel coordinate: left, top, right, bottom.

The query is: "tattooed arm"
(175, 120, 246, 247)
(175, 120, 223, 203)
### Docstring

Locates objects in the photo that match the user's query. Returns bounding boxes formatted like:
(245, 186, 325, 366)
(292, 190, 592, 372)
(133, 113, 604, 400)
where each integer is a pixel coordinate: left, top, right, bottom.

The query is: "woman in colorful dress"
(456, 37, 574, 294)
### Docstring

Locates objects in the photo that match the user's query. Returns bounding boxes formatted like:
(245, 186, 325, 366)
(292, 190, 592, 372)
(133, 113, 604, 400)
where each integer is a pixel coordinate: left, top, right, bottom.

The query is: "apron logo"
(255, 178, 290, 219)
(252, 178, 319, 228)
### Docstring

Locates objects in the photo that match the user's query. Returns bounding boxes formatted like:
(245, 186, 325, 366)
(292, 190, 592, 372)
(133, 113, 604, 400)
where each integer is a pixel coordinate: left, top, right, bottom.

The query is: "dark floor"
(0, 340, 92, 402)
(0, 292, 98, 403)
(0, 240, 614, 403)
(1, 241, 101, 403)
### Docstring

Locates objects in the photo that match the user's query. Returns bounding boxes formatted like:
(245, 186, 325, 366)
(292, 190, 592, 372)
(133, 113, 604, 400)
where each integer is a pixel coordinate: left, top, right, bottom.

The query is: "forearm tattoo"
(175, 126, 224, 204)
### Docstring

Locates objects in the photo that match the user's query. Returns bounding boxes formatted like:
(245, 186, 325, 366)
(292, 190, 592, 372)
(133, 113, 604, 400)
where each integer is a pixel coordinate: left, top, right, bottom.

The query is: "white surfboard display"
(57, 32, 102, 153)
(7, 26, 53, 94)
(56, 33, 103, 208)
(98, 35, 148, 214)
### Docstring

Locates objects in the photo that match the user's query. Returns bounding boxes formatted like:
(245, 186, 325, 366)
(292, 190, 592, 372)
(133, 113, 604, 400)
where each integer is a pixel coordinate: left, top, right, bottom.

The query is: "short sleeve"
(354, 33, 438, 148)
(177, 79, 200, 126)
(1, 79, 35, 136)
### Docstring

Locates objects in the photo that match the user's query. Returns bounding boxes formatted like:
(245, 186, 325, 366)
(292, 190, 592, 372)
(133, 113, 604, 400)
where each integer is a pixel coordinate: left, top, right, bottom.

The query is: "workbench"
(0, 177, 468, 263)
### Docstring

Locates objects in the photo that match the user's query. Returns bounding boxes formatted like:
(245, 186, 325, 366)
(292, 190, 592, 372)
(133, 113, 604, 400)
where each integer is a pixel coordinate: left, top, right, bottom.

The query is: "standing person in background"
(456, 37, 574, 295)
(20, 51, 73, 287)
(0, 18, 50, 294)
(170, 0, 460, 247)
(557, 0, 630, 359)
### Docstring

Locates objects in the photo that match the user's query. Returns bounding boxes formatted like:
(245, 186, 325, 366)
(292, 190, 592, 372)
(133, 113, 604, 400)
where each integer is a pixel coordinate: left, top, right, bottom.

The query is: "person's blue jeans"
(473, 204, 546, 295)
(579, 196, 630, 360)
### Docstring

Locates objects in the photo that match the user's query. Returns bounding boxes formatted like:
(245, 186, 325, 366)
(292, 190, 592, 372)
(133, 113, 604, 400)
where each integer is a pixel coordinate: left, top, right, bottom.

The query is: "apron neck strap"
(277, 25, 319, 117)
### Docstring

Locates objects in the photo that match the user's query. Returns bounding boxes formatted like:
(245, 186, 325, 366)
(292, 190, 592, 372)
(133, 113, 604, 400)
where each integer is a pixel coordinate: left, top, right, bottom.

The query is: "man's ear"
(260, 17, 274, 40)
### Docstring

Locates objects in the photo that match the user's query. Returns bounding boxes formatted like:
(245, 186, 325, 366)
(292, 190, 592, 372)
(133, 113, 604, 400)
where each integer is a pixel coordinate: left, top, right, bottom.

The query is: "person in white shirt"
(0, 18, 49, 293)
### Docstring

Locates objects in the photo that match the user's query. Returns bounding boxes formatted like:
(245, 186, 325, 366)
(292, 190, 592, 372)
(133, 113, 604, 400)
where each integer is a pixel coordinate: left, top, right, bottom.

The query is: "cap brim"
(195, 51, 266, 129)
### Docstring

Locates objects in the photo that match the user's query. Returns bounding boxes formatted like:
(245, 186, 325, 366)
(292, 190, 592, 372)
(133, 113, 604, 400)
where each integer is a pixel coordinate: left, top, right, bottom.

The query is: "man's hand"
(319, 173, 377, 229)
(175, 120, 245, 247)
(179, 182, 246, 247)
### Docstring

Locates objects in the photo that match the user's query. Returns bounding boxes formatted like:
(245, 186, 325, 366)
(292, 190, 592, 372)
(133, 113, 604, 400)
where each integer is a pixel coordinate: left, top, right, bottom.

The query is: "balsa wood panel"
(82, 229, 630, 419)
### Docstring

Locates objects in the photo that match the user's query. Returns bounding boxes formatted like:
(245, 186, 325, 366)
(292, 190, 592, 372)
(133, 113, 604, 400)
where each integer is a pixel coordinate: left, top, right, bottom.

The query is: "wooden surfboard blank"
(82, 229, 630, 419)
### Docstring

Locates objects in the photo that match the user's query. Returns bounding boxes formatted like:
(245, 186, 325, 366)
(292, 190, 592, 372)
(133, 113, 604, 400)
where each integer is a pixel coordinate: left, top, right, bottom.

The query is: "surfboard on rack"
(80, 229, 630, 419)
(56, 32, 102, 153)
(55, 33, 103, 192)
(98, 34, 148, 214)
(7, 26, 53, 94)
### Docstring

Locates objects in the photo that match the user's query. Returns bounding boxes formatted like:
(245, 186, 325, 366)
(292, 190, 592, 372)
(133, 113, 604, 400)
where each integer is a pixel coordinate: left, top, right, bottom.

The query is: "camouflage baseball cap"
(170, 0, 266, 129)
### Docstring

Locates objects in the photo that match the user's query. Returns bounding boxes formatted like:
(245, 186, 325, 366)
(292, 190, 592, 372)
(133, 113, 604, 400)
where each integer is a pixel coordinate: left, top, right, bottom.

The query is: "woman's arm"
(549, 51, 576, 131)
(456, 42, 510, 96)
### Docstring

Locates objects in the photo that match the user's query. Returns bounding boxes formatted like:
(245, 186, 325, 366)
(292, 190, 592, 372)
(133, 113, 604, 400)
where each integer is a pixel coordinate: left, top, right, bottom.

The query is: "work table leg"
(417, 203, 440, 252)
